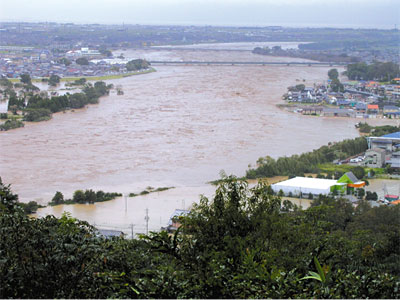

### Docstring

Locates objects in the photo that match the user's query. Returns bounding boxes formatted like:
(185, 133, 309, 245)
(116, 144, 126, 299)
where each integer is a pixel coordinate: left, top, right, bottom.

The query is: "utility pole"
(124, 194, 127, 213)
(130, 224, 134, 239)
(144, 208, 149, 235)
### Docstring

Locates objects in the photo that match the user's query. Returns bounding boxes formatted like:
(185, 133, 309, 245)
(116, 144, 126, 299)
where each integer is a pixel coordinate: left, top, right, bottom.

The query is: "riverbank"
(0, 47, 368, 230)
(8, 67, 156, 83)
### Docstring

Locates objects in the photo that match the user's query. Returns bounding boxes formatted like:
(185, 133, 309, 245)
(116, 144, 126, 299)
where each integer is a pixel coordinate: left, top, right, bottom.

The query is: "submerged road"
(149, 60, 348, 66)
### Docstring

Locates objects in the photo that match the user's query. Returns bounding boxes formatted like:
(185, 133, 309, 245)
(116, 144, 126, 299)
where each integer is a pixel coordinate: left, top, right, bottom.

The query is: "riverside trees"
(344, 61, 400, 82)
(246, 137, 368, 178)
(2, 81, 113, 124)
(0, 177, 399, 298)
(126, 59, 150, 71)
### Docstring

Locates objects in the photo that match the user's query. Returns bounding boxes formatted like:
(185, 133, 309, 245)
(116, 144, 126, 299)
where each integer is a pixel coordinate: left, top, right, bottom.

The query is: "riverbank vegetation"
(344, 61, 400, 82)
(0, 177, 398, 298)
(128, 186, 174, 197)
(126, 59, 150, 71)
(246, 125, 399, 180)
(252, 46, 359, 63)
(49, 190, 122, 206)
(0, 118, 24, 131)
(246, 137, 368, 179)
(0, 78, 114, 126)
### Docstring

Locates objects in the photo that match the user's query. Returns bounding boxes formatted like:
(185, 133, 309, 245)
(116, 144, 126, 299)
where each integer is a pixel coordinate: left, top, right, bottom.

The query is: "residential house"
(383, 105, 400, 118)
(322, 108, 355, 117)
(301, 106, 323, 115)
(164, 209, 190, 233)
(336, 99, 352, 107)
(355, 102, 367, 113)
(367, 104, 379, 115)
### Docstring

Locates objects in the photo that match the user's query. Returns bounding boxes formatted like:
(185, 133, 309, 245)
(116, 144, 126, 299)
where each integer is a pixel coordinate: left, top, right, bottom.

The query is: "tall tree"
(20, 73, 32, 85)
(328, 68, 339, 80)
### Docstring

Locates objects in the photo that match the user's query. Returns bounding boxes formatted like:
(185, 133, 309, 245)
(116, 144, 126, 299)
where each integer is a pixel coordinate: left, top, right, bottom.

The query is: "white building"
(271, 177, 343, 196)
(66, 48, 101, 58)
(0, 99, 9, 114)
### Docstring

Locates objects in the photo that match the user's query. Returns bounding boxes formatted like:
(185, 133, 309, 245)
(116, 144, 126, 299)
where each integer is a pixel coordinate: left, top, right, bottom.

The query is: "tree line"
(0, 177, 398, 298)
(2, 79, 113, 123)
(344, 61, 400, 82)
(246, 125, 399, 179)
(50, 190, 122, 205)
(246, 137, 368, 179)
(252, 46, 359, 63)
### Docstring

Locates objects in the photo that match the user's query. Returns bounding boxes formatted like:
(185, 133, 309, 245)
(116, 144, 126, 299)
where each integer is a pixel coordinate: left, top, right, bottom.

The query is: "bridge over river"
(149, 60, 347, 66)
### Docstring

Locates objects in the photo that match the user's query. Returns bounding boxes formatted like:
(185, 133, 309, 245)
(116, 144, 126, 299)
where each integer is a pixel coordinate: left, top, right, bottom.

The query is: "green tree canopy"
(57, 57, 71, 66)
(345, 62, 400, 81)
(1, 176, 399, 298)
(48, 74, 61, 86)
(328, 68, 339, 80)
(126, 59, 149, 71)
(76, 57, 89, 65)
(20, 73, 32, 85)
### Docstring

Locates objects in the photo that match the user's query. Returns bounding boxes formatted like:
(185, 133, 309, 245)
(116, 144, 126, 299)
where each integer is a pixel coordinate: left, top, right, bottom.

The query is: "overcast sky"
(0, 0, 399, 28)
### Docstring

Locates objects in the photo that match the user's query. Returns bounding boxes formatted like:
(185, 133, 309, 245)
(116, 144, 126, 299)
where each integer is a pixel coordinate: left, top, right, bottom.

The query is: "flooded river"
(0, 45, 395, 231)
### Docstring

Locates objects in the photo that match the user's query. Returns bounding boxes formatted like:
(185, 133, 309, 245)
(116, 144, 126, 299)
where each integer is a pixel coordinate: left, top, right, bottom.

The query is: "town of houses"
(0, 46, 139, 79)
(284, 79, 400, 118)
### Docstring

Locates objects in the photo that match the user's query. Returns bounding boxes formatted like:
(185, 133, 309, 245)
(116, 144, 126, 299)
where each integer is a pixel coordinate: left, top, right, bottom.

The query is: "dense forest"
(0, 177, 398, 298)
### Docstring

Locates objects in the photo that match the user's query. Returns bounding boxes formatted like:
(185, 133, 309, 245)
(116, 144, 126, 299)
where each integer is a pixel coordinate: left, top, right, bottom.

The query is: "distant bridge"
(148, 47, 250, 52)
(149, 60, 347, 66)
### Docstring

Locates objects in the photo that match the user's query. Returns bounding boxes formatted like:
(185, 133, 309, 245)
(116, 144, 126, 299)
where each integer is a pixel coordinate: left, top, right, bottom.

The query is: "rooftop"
(382, 132, 400, 139)
(167, 209, 190, 225)
(272, 177, 341, 190)
(344, 171, 359, 183)
(367, 148, 386, 153)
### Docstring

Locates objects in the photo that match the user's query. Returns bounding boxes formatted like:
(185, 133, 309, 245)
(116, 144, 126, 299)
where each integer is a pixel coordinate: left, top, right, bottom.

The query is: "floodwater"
(0, 45, 395, 231)
(366, 178, 400, 199)
(153, 41, 308, 50)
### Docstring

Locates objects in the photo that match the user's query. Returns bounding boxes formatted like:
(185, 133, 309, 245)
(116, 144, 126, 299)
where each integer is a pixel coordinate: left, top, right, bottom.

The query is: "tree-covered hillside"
(1, 177, 399, 298)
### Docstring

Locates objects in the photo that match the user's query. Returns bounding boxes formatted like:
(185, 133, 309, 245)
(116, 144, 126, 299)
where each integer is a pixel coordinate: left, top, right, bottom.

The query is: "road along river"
(0, 46, 394, 232)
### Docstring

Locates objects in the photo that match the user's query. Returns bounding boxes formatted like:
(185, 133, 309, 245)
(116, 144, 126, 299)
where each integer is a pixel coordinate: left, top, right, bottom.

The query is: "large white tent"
(271, 177, 343, 196)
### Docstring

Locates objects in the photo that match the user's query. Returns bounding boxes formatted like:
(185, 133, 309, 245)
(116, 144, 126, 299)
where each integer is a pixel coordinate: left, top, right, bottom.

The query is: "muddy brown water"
(0, 47, 395, 230)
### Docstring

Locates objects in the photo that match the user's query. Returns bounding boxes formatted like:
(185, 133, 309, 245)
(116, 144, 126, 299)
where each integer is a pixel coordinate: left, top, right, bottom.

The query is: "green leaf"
(130, 286, 140, 295)
(314, 256, 326, 283)
(300, 271, 322, 282)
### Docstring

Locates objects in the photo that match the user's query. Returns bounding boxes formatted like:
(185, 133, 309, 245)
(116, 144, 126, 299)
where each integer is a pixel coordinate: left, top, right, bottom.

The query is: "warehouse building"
(271, 177, 344, 196)
(271, 172, 364, 197)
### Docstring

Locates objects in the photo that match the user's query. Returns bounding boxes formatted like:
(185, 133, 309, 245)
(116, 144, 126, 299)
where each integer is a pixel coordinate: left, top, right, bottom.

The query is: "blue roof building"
(382, 132, 400, 139)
